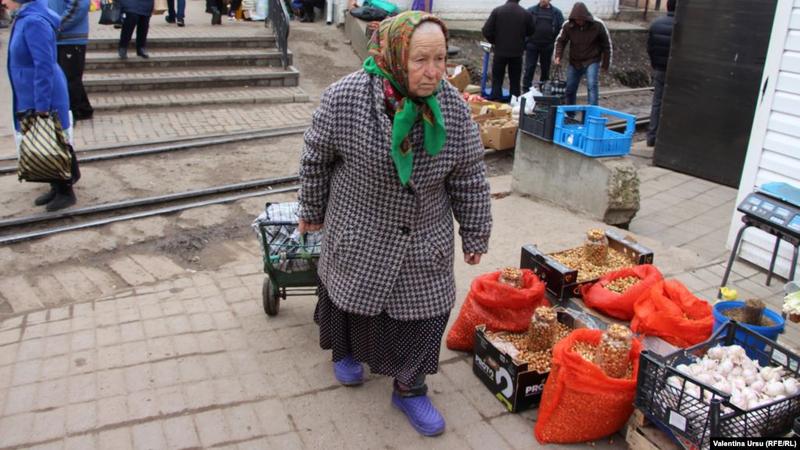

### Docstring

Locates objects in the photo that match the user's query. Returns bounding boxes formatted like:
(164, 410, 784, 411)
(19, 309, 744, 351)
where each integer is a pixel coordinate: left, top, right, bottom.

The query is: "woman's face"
(406, 24, 446, 98)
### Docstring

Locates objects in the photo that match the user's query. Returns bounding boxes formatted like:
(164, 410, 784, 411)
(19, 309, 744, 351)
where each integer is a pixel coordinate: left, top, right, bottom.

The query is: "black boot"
(118, 47, 128, 59)
(211, 7, 222, 24)
(136, 48, 150, 58)
(34, 184, 57, 206)
(46, 184, 76, 212)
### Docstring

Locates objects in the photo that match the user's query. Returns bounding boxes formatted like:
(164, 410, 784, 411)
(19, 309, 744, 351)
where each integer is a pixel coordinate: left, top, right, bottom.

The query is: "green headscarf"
(363, 11, 449, 186)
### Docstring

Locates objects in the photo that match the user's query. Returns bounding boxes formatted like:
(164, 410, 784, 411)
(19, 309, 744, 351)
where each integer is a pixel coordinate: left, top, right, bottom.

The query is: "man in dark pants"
(646, 0, 676, 147)
(301, 0, 324, 22)
(49, 0, 94, 121)
(482, 0, 534, 101)
(166, 0, 186, 26)
(523, 0, 563, 93)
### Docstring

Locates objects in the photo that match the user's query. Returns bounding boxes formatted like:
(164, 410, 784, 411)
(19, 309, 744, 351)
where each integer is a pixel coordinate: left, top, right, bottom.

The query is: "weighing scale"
(720, 182, 800, 295)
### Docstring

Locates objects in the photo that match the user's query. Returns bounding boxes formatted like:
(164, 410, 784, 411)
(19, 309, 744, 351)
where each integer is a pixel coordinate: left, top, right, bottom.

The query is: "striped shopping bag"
(16, 112, 74, 183)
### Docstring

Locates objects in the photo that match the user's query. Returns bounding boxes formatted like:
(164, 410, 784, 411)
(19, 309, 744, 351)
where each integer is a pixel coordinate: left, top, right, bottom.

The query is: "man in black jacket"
(523, 0, 564, 93)
(482, 0, 534, 100)
(646, 0, 676, 147)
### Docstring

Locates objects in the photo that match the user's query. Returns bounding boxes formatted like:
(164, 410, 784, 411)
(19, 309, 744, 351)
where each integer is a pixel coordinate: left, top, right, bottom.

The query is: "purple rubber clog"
(391, 391, 446, 437)
(333, 355, 364, 386)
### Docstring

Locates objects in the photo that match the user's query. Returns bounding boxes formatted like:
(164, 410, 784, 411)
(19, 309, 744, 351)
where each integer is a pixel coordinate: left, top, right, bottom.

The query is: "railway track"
(0, 87, 653, 246)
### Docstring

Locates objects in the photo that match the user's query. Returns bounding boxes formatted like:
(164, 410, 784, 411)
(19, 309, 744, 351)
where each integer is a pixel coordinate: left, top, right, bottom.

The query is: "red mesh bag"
(580, 264, 664, 321)
(535, 329, 642, 444)
(631, 279, 713, 348)
(445, 270, 547, 352)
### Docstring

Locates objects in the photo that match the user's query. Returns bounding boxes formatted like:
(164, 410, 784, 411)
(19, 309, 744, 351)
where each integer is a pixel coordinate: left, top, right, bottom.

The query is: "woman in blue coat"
(118, 0, 153, 58)
(8, 0, 78, 210)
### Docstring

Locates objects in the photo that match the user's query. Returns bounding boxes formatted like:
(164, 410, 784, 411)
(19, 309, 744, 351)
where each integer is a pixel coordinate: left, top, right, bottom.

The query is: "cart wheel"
(262, 278, 280, 316)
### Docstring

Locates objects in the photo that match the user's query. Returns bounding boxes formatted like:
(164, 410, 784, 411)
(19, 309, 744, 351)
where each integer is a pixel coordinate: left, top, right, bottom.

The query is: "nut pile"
(595, 325, 633, 379)
(584, 229, 609, 266)
(487, 322, 571, 374)
(550, 247, 634, 283)
(528, 307, 558, 352)
(499, 267, 523, 288)
(605, 276, 640, 294)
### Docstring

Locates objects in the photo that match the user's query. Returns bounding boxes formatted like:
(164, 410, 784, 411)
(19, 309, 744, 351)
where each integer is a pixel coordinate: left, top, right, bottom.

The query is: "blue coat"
(48, 0, 90, 46)
(120, 0, 154, 17)
(8, 0, 71, 131)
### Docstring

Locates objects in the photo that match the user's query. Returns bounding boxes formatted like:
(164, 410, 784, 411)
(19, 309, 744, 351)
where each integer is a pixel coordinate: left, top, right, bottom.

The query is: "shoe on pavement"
(34, 185, 57, 206)
(333, 355, 364, 386)
(165, 15, 175, 23)
(118, 47, 127, 59)
(391, 391, 446, 437)
(177, 18, 185, 26)
(136, 48, 150, 58)
(46, 185, 76, 212)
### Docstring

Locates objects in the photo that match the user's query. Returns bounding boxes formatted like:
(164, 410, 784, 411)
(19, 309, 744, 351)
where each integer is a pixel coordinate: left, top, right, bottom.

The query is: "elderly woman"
(8, 0, 78, 211)
(297, 11, 492, 436)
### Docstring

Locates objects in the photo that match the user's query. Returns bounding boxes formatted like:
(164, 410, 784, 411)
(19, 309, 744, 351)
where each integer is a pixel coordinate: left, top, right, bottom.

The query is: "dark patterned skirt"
(314, 283, 449, 386)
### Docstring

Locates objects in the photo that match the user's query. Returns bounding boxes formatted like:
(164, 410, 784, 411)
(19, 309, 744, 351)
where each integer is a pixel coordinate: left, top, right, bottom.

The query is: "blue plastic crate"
(553, 105, 636, 157)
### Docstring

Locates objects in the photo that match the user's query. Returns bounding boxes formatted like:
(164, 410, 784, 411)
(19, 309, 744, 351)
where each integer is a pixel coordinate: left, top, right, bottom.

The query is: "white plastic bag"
(520, 86, 542, 115)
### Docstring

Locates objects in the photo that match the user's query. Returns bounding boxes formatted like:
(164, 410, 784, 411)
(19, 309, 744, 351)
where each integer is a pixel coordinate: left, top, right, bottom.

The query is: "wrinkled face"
(406, 23, 447, 98)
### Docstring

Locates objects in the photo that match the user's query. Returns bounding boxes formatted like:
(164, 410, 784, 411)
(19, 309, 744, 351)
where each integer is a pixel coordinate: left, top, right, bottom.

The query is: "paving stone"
(154, 385, 186, 415)
(97, 346, 125, 371)
(31, 406, 66, 442)
(124, 365, 154, 393)
(194, 410, 231, 447)
(157, 416, 197, 449)
(52, 269, 101, 305)
(4, 383, 37, 415)
(129, 255, 185, 281)
(17, 338, 45, 361)
(12, 359, 42, 386)
(37, 379, 68, 410)
(42, 355, 70, 381)
(65, 434, 96, 450)
(41, 335, 69, 358)
(265, 433, 304, 450)
(224, 404, 264, 441)
(252, 399, 293, 436)
(0, 276, 44, 312)
(0, 412, 35, 447)
(127, 390, 159, 421)
(97, 427, 133, 450)
(65, 401, 97, 434)
(70, 329, 96, 352)
(97, 369, 127, 398)
(183, 380, 216, 410)
(108, 258, 157, 287)
(97, 395, 129, 430)
(33, 275, 72, 308)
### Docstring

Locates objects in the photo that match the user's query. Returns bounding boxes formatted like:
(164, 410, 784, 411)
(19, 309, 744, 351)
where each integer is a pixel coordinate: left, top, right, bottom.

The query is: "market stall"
(447, 227, 800, 449)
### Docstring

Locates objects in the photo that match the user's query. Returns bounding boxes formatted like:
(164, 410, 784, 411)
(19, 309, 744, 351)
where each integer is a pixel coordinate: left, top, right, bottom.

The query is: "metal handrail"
(266, 0, 291, 69)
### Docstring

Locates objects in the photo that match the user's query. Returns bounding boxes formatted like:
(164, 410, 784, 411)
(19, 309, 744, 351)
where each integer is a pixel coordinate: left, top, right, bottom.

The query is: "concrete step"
(85, 48, 292, 70)
(90, 86, 310, 111)
(87, 35, 277, 51)
(83, 66, 300, 93)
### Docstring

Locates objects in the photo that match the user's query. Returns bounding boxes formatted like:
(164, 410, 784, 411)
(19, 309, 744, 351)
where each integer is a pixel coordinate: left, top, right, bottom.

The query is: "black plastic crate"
(635, 321, 800, 450)
(519, 96, 563, 142)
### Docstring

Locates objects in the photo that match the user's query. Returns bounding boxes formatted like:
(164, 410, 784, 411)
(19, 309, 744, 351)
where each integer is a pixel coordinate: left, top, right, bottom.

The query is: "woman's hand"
(464, 253, 482, 265)
(298, 219, 322, 234)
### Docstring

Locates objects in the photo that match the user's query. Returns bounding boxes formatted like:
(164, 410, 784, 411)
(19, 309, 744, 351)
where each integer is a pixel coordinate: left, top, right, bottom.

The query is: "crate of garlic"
(635, 321, 800, 449)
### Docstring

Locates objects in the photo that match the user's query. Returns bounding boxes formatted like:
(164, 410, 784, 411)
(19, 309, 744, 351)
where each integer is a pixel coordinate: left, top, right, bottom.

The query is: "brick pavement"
(90, 87, 309, 112)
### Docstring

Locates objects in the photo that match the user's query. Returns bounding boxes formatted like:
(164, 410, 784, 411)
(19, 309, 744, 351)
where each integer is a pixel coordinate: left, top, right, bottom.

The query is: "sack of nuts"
(535, 329, 642, 444)
(631, 279, 713, 348)
(580, 265, 663, 321)
(446, 269, 547, 352)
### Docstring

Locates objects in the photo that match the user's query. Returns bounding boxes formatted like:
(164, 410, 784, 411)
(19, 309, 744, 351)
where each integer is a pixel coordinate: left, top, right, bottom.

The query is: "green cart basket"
(257, 220, 320, 316)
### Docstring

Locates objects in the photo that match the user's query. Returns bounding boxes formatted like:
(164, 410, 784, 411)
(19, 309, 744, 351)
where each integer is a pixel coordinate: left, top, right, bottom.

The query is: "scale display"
(737, 192, 800, 238)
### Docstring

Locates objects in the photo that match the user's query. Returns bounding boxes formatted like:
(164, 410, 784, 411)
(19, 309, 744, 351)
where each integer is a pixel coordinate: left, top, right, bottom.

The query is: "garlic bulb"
(718, 360, 734, 376)
(765, 380, 785, 397)
(676, 364, 690, 375)
(696, 373, 714, 385)
(750, 379, 765, 393)
(728, 345, 747, 360)
(713, 380, 732, 395)
(706, 346, 724, 361)
(742, 368, 758, 384)
(731, 377, 746, 390)
(783, 378, 798, 396)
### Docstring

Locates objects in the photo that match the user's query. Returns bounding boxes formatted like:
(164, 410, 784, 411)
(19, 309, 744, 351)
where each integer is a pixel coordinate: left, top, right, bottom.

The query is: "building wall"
(730, 0, 800, 279)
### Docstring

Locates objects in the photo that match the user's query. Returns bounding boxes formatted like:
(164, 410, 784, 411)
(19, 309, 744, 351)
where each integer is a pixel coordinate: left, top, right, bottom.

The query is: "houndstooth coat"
(298, 70, 492, 321)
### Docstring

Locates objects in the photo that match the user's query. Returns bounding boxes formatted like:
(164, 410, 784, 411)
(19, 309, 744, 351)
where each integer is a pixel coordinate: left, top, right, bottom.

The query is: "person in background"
(410, 0, 431, 11)
(555, 2, 612, 106)
(227, 0, 242, 20)
(165, 0, 185, 26)
(300, 0, 323, 22)
(49, 0, 94, 121)
(481, 0, 533, 101)
(8, 0, 79, 210)
(646, 0, 676, 147)
(522, 0, 563, 93)
(206, 0, 225, 24)
(118, 0, 153, 58)
(298, 11, 491, 436)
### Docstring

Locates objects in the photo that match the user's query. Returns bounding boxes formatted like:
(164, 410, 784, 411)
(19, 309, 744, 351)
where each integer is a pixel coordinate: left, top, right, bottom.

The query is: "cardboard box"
(446, 65, 471, 92)
(478, 119, 518, 151)
(472, 310, 592, 413)
(469, 100, 505, 117)
(520, 229, 654, 301)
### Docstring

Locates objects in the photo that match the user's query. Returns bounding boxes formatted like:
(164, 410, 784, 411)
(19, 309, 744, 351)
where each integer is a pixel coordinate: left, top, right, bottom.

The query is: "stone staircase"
(84, 26, 308, 113)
